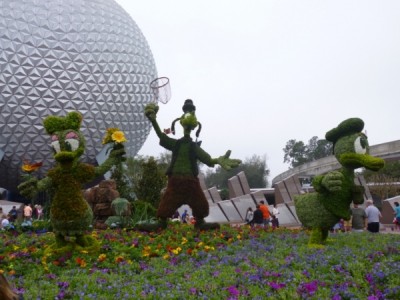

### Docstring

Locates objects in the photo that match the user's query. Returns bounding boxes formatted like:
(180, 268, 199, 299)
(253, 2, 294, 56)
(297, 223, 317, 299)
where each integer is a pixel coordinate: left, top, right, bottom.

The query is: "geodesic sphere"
(0, 0, 157, 192)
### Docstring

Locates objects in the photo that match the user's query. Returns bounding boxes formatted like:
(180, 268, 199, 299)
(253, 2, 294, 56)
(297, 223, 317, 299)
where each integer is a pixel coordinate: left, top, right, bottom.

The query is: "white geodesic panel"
(0, 0, 157, 191)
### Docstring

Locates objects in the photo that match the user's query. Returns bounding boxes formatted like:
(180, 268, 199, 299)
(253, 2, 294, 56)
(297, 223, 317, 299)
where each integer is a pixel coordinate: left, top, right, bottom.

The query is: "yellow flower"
(181, 237, 188, 245)
(111, 131, 127, 143)
(102, 127, 119, 144)
(172, 247, 182, 255)
(98, 254, 107, 262)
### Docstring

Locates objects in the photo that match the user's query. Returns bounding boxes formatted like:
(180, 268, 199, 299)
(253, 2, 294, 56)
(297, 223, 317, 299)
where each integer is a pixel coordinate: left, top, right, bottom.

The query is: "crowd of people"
(170, 209, 196, 225)
(245, 201, 280, 229)
(331, 199, 400, 233)
(0, 203, 44, 230)
(243, 198, 400, 233)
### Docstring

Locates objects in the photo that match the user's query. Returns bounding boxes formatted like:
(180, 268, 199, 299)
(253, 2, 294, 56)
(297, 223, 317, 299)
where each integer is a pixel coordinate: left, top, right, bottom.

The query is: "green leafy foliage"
(133, 156, 167, 207)
(205, 154, 269, 189)
(283, 136, 333, 168)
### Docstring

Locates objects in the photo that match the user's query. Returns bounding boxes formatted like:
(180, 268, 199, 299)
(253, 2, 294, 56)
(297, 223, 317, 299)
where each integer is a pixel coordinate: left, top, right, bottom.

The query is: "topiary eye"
(51, 140, 61, 154)
(63, 131, 80, 152)
(354, 136, 367, 154)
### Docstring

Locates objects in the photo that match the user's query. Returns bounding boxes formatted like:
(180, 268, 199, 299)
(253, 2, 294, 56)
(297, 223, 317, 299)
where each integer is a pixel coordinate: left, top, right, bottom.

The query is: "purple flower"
(57, 281, 69, 289)
(212, 270, 220, 277)
(46, 273, 57, 280)
(268, 281, 286, 290)
(189, 287, 197, 295)
(227, 285, 240, 297)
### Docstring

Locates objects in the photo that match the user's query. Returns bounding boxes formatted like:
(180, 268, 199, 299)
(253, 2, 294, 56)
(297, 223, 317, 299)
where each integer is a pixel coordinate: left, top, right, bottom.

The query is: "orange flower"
(115, 256, 124, 263)
(75, 257, 86, 267)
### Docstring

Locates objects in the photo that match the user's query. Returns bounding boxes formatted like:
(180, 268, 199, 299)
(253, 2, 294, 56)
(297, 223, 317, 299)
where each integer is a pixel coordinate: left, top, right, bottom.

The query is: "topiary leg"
(309, 227, 325, 245)
(76, 234, 89, 247)
(55, 233, 67, 247)
(321, 228, 329, 243)
(194, 218, 220, 230)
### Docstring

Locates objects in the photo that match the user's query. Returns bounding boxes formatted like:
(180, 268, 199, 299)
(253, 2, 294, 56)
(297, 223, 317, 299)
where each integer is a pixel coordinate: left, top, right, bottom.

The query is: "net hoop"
(150, 77, 171, 104)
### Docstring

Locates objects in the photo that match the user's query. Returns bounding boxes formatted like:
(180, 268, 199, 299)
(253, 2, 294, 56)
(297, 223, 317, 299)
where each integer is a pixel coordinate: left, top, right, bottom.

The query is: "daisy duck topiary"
(18, 111, 125, 253)
(138, 99, 241, 231)
(294, 118, 385, 246)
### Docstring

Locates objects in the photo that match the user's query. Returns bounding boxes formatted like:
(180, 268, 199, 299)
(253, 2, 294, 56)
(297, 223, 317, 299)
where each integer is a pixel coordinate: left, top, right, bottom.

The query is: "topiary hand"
(216, 150, 242, 170)
(144, 103, 159, 121)
(109, 144, 126, 162)
(18, 177, 39, 200)
(321, 171, 344, 192)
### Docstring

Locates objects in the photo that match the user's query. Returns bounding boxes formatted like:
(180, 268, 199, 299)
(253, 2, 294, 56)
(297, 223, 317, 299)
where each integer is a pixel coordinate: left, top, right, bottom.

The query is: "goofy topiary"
(138, 99, 241, 231)
(294, 118, 384, 246)
(18, 111, 125, 253)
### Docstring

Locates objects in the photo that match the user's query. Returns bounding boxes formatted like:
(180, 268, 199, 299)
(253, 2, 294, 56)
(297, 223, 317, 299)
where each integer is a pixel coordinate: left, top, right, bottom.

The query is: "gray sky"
(116, 0, 399, 183)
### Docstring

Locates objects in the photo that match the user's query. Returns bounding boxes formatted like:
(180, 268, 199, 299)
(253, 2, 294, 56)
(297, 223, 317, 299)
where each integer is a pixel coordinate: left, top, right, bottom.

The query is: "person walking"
(245, 207, 254, 226)
(259, 200, 271, 227)
(351, 203, 366, 232)
(181, 209, 189, 223)
(23, 204, 32, 221)
(272, 204, 280, 228)
(393, 202, 400, 231)
(252, 205, 264, 228)
(365, 199, 381, 233)
(9, 206, 18, 223)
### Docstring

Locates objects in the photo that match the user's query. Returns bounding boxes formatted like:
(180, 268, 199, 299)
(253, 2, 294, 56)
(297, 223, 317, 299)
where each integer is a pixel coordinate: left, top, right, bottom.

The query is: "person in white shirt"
(1, 216, 10, 229)
(272, 204, 280, 228)
(245, 207, 254, 226)
(365, 199, 382, 233)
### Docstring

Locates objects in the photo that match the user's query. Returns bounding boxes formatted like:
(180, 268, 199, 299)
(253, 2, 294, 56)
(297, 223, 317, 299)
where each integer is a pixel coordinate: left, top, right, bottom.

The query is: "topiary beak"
(339, 153, 385, 171)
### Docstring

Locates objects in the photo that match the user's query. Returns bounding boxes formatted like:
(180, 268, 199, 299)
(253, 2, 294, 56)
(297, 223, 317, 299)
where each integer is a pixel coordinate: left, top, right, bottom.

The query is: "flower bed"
(1, 224, 399, 299)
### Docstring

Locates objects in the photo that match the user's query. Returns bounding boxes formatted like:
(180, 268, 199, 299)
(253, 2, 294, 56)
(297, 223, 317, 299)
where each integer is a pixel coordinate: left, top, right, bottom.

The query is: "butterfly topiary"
(18, 111, 125, 253)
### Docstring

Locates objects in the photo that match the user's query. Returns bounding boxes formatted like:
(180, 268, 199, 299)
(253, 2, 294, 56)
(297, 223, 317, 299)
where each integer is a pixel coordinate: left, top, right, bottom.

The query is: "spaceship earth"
(0, 0, 157, 192)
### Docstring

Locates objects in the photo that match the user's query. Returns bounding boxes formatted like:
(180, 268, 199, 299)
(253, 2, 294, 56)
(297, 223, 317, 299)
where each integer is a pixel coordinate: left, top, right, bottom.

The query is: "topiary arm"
(94, 145, 126, 177)
(212, 150, 242, 170)
(144, 103, 163, 138)
(312, 171, 344, 194)
(214, 150, 242, 170)
(18, 176, 52, 200)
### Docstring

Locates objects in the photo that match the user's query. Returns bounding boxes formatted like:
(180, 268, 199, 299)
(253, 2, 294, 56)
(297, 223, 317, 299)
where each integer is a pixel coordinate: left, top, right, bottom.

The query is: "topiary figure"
(294, 118, 385, 246)
(18, 111, 125, 253)
(138, 100, 241, 231)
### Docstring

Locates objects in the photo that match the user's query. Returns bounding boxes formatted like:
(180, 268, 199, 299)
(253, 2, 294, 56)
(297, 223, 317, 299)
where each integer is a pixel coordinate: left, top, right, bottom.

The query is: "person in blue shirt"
(181, 210, 189, 223)
(394, 202, 400, 231)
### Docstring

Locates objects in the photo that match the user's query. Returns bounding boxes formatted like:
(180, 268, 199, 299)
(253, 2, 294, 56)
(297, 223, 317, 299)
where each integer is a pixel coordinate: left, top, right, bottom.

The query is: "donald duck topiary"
(294, 118, 385, 246)
(18, 111, 125, 253)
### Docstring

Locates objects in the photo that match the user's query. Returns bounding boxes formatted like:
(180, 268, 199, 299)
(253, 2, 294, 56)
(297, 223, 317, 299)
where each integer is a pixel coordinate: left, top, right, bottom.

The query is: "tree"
(132, 156, 167, 208)
(283, 136, 333, 168)
(204, 154, 269, 189)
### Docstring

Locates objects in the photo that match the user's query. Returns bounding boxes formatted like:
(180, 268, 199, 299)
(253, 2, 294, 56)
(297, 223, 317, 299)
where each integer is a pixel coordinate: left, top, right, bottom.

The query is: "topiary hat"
(325, 118, 364, 144)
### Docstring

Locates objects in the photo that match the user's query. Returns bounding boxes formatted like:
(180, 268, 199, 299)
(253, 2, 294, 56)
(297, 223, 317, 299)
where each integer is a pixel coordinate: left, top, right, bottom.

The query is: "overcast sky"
(116, 0, 399, 184)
